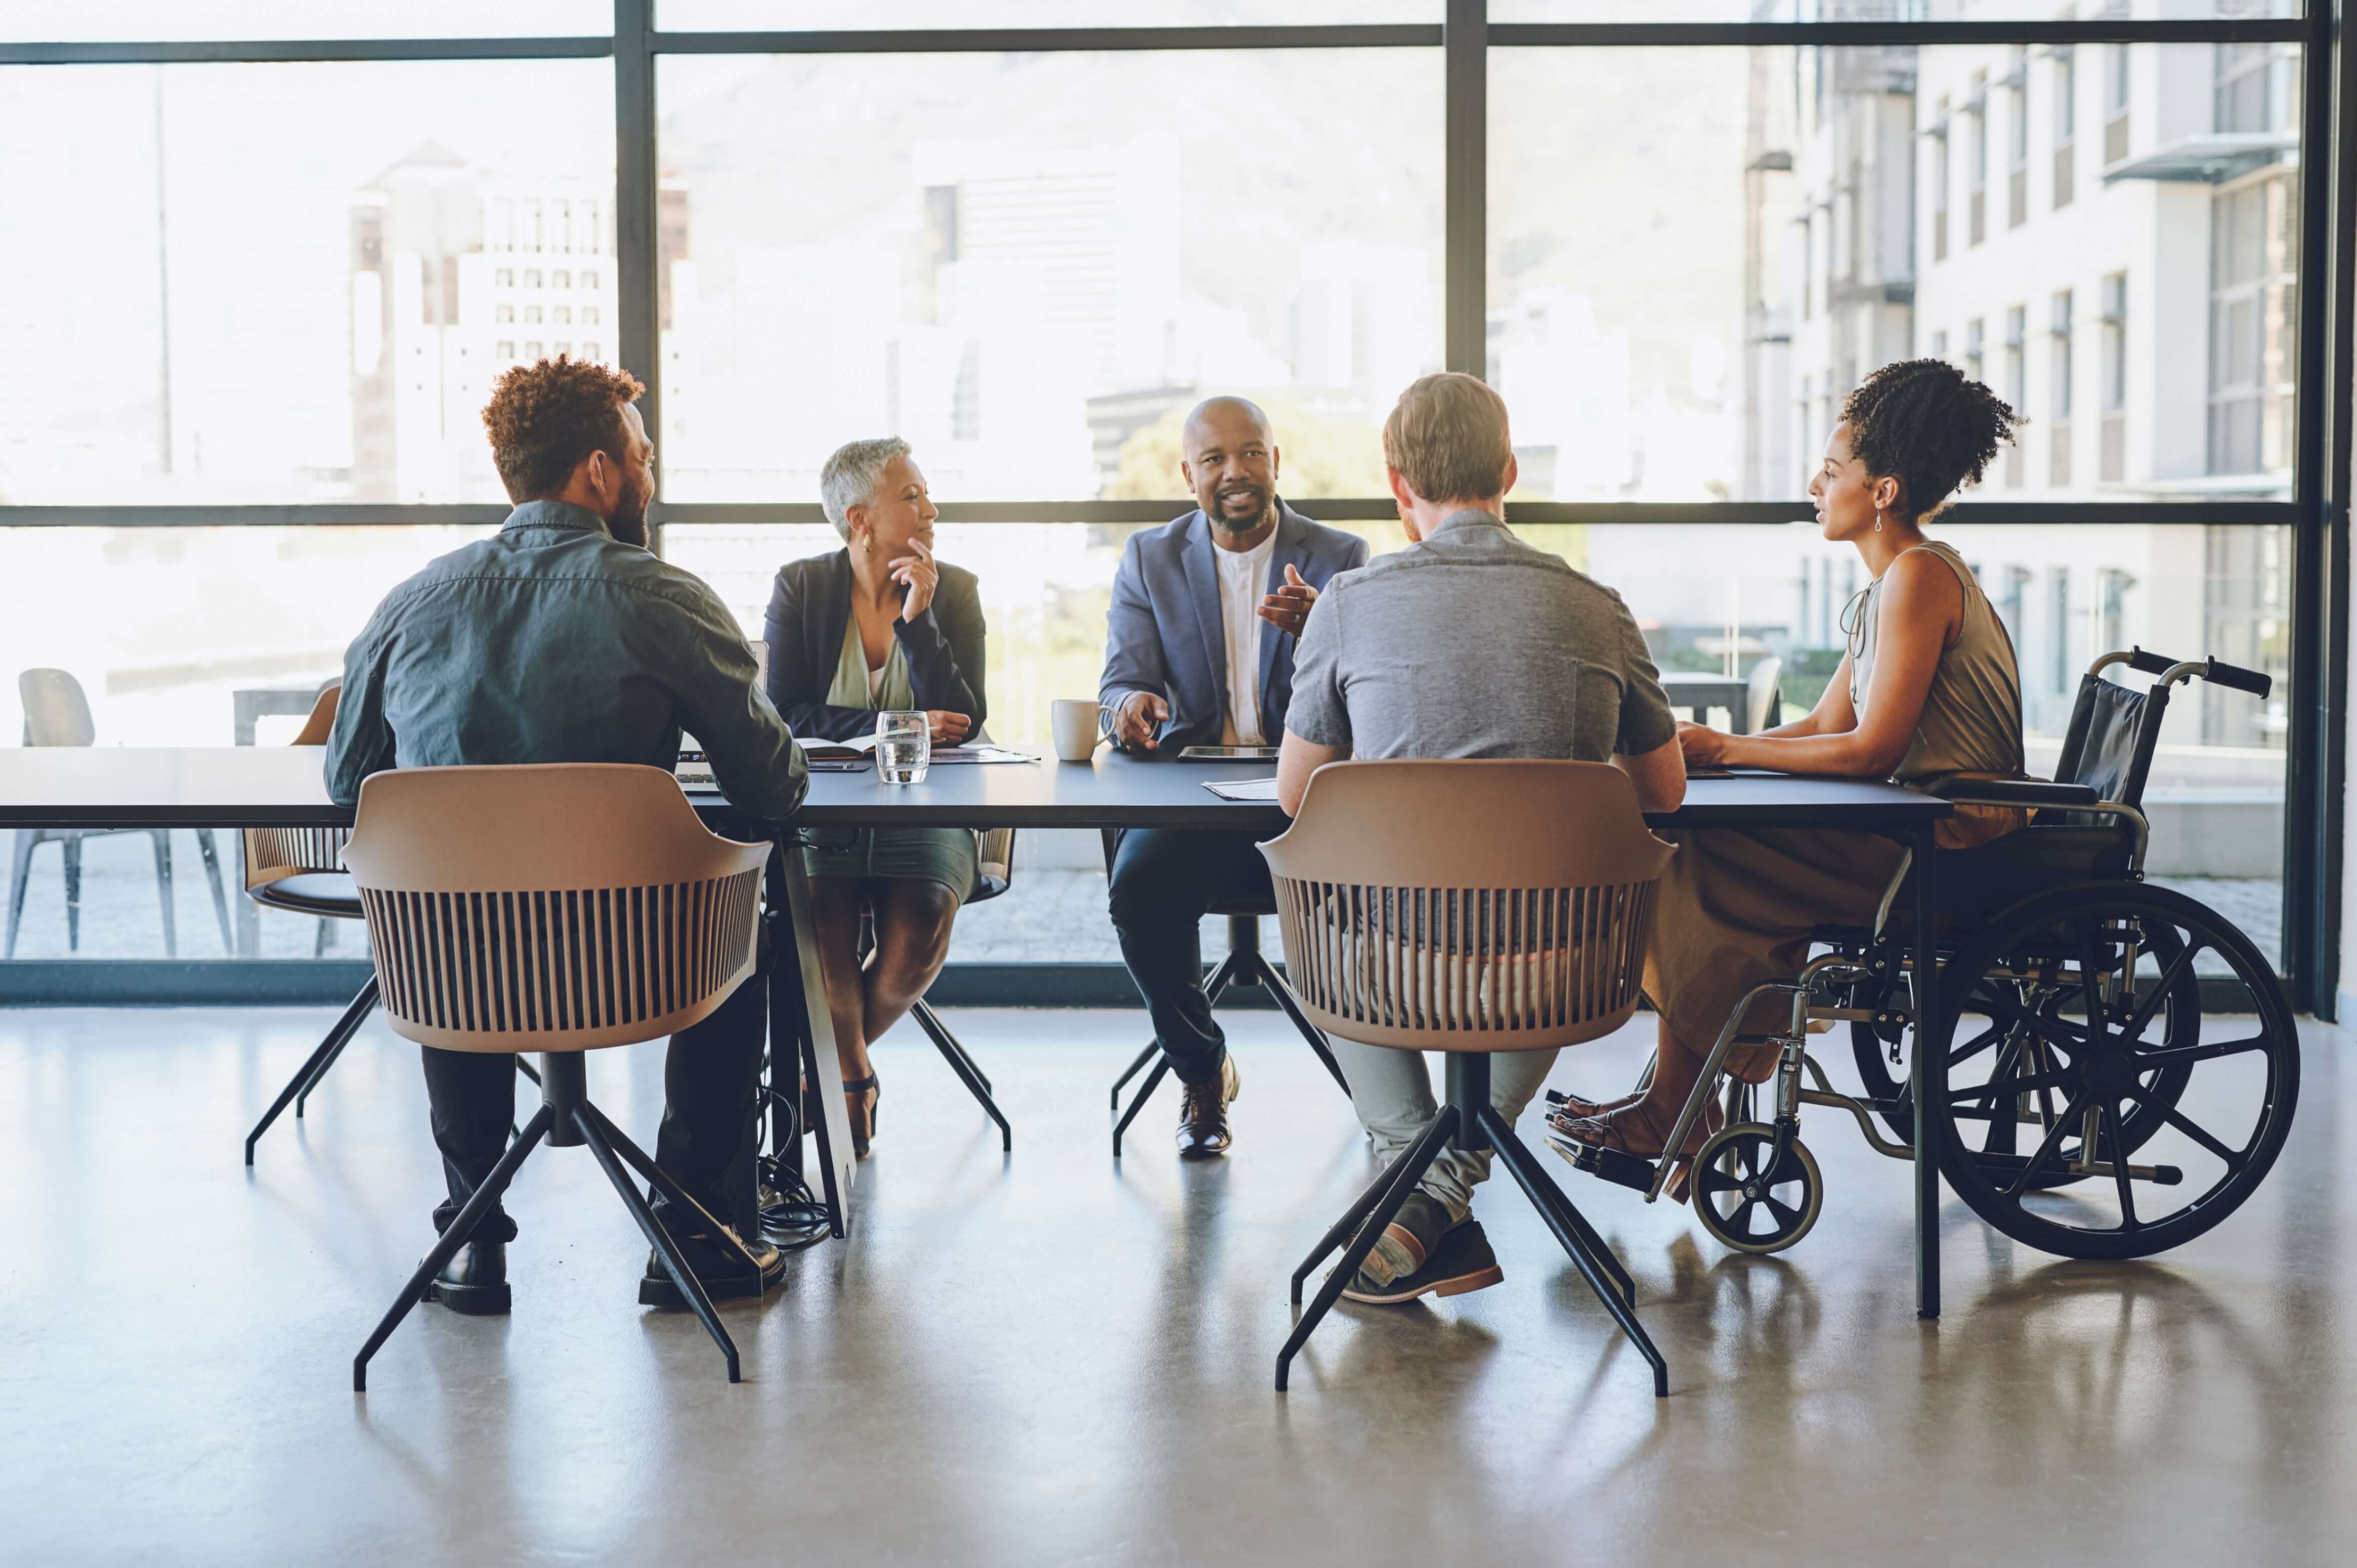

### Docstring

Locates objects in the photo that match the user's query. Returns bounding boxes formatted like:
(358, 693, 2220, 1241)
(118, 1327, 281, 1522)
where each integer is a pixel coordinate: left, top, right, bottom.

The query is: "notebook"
(1202, 777, 1281, 802)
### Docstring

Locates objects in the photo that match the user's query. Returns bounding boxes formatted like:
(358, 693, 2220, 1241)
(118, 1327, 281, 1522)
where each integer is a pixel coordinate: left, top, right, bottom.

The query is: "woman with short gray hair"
(763, 438, 987, 1158)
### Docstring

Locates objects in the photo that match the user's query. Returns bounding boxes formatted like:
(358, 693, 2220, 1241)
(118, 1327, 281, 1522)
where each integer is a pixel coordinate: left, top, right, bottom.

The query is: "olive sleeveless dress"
(1643, 542, 2025, 1061)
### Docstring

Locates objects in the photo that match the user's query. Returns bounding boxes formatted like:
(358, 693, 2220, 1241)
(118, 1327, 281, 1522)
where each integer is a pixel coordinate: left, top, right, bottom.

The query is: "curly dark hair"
(1839, 358, 2022, 519)
(480, 355, 647, 503)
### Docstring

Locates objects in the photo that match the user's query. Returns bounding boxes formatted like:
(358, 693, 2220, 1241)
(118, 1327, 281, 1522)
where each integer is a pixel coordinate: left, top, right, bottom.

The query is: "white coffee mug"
(1050, 700, 1113, 762)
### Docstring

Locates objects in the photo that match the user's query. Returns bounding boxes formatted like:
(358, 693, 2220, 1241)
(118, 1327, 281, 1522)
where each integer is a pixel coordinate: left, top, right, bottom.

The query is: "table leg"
(778, 838, 858, 1235)
(1911, 823, 1940, 1321)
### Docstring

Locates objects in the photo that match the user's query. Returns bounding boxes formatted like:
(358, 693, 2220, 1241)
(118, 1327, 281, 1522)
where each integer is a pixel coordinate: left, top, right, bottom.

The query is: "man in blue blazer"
(1098, 397, 1372, 1158)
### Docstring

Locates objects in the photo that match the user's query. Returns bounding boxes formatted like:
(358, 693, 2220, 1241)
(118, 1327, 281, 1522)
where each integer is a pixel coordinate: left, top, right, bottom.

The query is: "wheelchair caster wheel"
(1692, 1123, 1822, 1255)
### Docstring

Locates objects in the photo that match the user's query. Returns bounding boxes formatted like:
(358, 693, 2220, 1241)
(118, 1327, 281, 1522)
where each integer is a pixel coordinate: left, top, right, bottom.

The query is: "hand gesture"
(927, 709, 973, 746)
(1257, 562, 1318, 638)
(1676, 720, 1728, 767)
(888, 538, 939, 622)
(1112, 691, 1169, 753)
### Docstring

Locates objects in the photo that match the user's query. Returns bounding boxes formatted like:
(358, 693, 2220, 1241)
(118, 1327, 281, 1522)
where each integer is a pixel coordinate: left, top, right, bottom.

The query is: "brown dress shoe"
(1176, 1054, 1241, 1160)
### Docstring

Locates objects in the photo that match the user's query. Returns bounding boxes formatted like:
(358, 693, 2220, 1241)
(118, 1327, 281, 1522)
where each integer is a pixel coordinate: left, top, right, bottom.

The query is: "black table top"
(0, 747, 1949, 833)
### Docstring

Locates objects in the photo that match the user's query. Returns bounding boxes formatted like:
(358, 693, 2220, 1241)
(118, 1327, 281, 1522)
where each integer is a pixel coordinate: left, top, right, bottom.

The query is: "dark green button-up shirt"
(325, 500, 808, 821)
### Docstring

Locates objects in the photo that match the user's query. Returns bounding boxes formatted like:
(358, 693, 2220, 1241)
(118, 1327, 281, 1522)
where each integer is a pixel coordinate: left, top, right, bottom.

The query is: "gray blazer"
(1097, 502, 1371, 755)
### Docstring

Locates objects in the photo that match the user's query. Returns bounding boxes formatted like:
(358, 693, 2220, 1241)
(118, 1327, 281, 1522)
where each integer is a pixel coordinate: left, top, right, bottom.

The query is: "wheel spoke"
(2114, 937, 2204, 1047)
(1947, 1023, 2004, 1068)
(2133, 1033, 2272, 1068)
(1763, 1195, 1801, 1230)
(2076, 920, 2115, 1056)
(2004, 1089, 2094, 1200)
(2128, 1092, 2253, 1171)
(1949, 1068, 2072, 1104)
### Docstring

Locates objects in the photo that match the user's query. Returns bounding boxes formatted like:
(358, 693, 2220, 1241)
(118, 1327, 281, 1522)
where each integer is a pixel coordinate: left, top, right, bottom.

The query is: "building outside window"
(1965, 315, 1984, 382)
(2049, 289, 2074, 488)
(1931, 97, 1950, 262)
(494, 303, 513, 324)
(2209, 175, 2297, 476)
(1968, 72, 1988, 245)
(1931, 328, 1947, 361)
(2105, 41, 2131, 164)
(2003, 304, 2026, 488)
(2052, 43, 2076, 208)
(2006, 46, 2029, 229)
(2101, 271, 2127, 483)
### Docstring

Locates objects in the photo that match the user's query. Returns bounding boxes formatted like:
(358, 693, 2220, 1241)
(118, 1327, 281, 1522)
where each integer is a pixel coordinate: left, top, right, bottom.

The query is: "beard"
(607, 474, 651, 549)
(1206, 482, 1273, 535)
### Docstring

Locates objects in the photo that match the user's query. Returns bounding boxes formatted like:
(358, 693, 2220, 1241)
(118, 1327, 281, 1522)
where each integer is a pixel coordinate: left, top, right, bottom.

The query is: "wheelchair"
(1551, 647, 2300, 1264)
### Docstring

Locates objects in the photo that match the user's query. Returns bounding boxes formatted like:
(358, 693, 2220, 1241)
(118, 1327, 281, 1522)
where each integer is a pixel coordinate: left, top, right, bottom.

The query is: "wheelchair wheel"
(1850, 922, 2202, 1189)
(1920, 881, 2298, 1261)
(1692, 1123, 1822, 1255)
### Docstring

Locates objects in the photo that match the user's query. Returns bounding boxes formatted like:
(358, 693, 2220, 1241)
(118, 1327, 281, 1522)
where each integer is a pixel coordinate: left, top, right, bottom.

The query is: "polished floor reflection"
(1, 1005, 2348, 1564)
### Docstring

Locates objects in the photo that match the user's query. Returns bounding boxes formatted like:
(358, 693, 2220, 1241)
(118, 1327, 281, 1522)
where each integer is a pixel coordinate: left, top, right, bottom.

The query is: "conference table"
(0, 746, 1954, 1319)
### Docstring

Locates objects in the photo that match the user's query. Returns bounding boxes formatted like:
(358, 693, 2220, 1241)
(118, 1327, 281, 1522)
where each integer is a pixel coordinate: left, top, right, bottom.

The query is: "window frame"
(0, 2, 2344, 1011)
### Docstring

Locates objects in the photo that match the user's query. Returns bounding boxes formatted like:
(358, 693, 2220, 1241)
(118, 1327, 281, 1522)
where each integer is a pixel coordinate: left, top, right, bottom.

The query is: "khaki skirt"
(1643, 827, 1906, 1078)
(797, 825, 980, 904)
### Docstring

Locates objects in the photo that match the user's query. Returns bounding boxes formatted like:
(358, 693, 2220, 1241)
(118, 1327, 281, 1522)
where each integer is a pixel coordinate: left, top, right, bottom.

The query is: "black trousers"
(421, 963, 768, 1245)
(1106, 827, 1279, 1088)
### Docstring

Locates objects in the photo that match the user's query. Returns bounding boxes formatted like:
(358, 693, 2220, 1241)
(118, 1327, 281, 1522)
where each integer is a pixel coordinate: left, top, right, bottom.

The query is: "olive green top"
(1847, 540, 2025, 786)
(827, 612, 916, 714)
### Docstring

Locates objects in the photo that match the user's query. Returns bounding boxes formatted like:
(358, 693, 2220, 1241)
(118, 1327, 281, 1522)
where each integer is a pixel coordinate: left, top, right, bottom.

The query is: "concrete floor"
(0, 1004, 2349, 1566)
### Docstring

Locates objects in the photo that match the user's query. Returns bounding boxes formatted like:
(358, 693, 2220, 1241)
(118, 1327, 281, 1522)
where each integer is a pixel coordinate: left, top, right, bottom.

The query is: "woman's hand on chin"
(1676, 720, 1730, 767)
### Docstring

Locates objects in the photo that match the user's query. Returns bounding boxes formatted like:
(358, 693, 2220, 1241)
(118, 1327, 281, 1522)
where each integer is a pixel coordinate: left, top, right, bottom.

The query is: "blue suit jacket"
(1098, 502, 1372, 754)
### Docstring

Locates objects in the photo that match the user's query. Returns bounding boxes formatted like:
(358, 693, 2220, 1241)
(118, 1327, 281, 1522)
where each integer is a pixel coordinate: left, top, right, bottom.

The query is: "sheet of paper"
(1202, 776, 1281, 802)
(924, 746, 1037, 765)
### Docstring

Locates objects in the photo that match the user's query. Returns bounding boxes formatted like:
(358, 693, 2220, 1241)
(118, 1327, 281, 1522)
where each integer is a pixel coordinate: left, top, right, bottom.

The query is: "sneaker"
(1351, 1190, 1453, 1291)
(1343, 1218, 1505, 1305)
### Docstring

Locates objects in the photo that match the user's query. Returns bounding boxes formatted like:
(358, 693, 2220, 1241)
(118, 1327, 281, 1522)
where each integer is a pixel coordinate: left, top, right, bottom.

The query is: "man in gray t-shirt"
(1274, 372, 1685, 1309)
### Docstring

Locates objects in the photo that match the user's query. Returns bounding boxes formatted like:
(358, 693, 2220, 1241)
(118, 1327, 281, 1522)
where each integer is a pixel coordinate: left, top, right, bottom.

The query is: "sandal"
(1547, 1098, 1724, 1204)
(841, 1071, 881, 1161)
(1544, 1087, 1646, 1121)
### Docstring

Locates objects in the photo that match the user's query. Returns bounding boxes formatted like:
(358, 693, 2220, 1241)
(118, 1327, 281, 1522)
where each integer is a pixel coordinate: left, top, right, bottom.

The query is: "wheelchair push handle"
(2122, 646, 2273, 699)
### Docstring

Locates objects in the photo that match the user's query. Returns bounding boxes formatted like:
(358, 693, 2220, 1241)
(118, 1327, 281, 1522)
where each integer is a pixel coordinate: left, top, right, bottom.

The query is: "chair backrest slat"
(1259, 760, 1675, 1053)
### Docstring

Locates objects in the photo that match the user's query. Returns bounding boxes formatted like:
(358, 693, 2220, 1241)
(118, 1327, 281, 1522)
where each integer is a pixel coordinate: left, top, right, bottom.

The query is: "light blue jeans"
(1330, 1041, 1560, 1223)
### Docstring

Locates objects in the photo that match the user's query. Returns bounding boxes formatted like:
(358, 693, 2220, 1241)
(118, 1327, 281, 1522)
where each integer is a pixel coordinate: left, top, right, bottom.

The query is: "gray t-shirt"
(1284, 511, 1676, 764)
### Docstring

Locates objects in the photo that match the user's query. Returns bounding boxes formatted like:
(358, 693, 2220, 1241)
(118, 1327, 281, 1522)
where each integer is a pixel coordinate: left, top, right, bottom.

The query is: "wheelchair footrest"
(1547, 1133, 1658, 1195)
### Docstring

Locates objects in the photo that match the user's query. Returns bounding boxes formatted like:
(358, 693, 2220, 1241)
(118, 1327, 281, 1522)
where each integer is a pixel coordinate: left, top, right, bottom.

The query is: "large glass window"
(0, 60, 614, 505)
(0, 3, 606, 40)
(654, 49, 1442, 504)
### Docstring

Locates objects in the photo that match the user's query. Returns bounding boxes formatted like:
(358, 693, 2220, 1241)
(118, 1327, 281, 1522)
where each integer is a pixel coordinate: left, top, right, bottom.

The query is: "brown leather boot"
(1175, 1054, 1241, 1160)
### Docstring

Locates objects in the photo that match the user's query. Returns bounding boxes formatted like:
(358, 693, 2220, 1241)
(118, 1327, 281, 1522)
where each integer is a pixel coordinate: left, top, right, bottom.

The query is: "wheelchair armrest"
(1925, 778, 2100, 808)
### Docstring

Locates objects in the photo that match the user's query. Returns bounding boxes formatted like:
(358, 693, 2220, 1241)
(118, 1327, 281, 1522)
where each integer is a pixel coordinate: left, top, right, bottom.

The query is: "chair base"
(353, 1052, 761, 1391)
(1274, 1052, 1668, 1400)
(242, 976, 537, 1163)
(1110, 916, 1353, 1158)
(909, 999, 1012, 1152)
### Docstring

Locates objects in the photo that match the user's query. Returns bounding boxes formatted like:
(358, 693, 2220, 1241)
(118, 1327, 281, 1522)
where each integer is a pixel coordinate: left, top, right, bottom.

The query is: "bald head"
(1180, 396, 1281, 540)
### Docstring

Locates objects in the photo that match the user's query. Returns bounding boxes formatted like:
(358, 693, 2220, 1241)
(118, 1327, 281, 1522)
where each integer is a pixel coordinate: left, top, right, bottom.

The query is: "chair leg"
(63, 837, 82, 952)
(910, 1000, 1012, 1152)
(574, 1107, 742, 1384)
(5, 830, 36, 960)
(149, 830, 178, 957)
(1111, 1059, 1168, 1159)
(353, 1104, 553, 1391)
(1275, 1106, 1460, 1393)
(246, 976, 379, 1163)
(1108, 1041, 1159, 1109)
(195, 830, 234, 954)
(578, 1102, 760, 1271)
(515, 1055, 542, 1085)
(1252, 952, 1352, 1099)
(1480, 1105, 1668, 1399)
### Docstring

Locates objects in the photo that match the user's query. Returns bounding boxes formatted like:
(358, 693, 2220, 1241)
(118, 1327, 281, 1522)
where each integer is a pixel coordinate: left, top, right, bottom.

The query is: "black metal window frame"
(2, 3, 2348, 1009)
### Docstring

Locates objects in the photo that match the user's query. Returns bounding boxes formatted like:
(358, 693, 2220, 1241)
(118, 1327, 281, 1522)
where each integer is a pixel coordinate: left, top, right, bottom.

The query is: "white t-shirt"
(1214, 530, 1277, 746)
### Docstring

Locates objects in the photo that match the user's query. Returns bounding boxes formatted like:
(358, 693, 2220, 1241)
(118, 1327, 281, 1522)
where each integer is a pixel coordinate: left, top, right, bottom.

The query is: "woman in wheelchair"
(1551, 359, 2026, 1192)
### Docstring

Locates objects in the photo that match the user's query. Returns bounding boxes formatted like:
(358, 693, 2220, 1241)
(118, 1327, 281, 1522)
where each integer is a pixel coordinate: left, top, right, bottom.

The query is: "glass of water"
(875, 710, 930, 785)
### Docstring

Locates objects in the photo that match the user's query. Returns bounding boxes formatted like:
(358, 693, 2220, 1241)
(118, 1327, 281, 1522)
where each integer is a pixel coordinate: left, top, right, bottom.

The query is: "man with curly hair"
(327, 356, 806, 1318)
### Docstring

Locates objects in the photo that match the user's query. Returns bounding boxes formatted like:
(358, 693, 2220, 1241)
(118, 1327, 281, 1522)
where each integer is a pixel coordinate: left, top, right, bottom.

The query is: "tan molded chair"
(1260, 759, 1675, 1399)
(7, 667, 233, 958)
(345, 763, 770, 1391)
(242, 684, 541, 1161)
